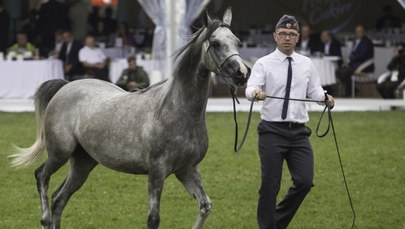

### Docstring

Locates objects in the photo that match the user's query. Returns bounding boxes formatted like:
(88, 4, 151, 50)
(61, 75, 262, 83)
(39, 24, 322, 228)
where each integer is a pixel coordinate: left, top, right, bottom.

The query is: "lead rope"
(229, 85, 253, 152)
(316, 96, 356, 229)
(229, 87, 355, 229)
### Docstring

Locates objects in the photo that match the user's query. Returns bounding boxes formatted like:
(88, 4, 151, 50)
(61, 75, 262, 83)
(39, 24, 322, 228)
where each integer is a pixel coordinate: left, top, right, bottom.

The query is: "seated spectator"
(320, 30, 342, 58)
(49, 30, 64, 58)
(110, 21, 135, 47)
(377, 42, 405, 99)
(116, 56, 150, 91)
(296, 24, 321, 56)
(8, 32, 37, 57)
(320, 30, 343, 95)
(79, 35, 109, 81)
(58, 30, 84, 80)
(335, 24, 374, 97)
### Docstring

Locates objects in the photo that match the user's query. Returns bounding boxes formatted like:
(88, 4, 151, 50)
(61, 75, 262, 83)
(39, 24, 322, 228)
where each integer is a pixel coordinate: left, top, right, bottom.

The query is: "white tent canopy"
(137, 0, 211, 80)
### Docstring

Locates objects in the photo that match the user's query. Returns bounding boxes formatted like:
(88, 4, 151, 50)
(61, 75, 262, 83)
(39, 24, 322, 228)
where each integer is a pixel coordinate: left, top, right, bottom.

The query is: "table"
(0, 59, 64, 99)
(101, 47, 133, 60)
(311, 57, 340, 86)
(109, 58, 154, 84)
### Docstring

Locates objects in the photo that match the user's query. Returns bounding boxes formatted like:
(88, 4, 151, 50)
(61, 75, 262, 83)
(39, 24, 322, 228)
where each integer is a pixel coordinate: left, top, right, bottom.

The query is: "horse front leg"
(175, 167, 212, 229)
(147, 169, 166, 229)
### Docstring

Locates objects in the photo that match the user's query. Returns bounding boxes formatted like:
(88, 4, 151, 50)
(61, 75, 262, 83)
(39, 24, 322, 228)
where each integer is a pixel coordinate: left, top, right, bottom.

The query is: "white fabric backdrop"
(137, 0, 167, 78)
(137, 0, 210, 78)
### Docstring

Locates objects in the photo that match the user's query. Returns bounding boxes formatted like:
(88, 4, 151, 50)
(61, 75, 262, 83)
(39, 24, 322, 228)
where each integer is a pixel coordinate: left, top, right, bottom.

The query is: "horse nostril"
(237, 68, 243, 77)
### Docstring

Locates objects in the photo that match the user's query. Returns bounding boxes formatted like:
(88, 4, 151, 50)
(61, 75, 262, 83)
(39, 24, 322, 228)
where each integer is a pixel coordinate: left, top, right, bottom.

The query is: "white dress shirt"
(245, 48, 325, 123)
(324, 41, 331, 55)
(78, 46, 106, 64)
(300, 39, 309, 50)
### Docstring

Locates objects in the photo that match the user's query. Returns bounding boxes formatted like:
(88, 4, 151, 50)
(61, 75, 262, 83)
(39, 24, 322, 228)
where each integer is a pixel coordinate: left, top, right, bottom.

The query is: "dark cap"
(275, 15, 299, 32)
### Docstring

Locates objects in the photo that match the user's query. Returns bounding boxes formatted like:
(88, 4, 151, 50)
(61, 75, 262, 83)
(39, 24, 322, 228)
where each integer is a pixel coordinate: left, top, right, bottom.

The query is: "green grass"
(0, 111, 404, 229)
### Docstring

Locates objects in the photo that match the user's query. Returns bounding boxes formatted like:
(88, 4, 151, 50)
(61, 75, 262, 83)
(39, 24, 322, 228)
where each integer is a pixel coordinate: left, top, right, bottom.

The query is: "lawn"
(0, 111, 404, 229)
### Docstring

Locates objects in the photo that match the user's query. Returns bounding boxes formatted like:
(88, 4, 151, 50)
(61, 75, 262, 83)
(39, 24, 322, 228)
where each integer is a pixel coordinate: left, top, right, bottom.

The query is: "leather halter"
(206, 23, 241, 72)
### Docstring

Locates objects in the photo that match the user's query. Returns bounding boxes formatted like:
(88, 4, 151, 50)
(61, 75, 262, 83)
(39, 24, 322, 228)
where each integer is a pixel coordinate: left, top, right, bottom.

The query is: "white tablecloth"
(109, 58, 154, 84)
(311, 57, 339, 86)
(101, 47, 133, 60)
(0, 59, 64, 99)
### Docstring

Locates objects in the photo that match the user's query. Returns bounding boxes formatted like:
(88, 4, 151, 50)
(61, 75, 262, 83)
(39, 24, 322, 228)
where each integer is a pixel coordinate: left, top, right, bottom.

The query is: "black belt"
(270, 121, 305, 128)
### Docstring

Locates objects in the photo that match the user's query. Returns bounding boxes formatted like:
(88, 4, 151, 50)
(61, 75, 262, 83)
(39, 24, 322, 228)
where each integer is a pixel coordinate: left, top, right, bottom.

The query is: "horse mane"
(173, 19, 225, 78)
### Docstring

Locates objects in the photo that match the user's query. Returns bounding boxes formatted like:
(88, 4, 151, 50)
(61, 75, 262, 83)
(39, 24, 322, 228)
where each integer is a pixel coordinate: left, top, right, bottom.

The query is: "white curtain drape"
(177, 0, 211, 48)
(137, 0, 211, 78)
(398, 0, 405, 10)
(137, 0, 166, 78)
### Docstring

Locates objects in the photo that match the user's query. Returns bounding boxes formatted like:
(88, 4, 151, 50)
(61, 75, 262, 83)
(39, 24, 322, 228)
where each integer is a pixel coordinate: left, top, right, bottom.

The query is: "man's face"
(85, 36, 96, 47)
(17, 34, 27, 46)
(62, 32, 72, 43)
(300, 26, 310, 39)
(321, 31, 330, 44)
(355, 26, 365, 39)
(128, 60, 137, 70)
(273, 28, 299, 55)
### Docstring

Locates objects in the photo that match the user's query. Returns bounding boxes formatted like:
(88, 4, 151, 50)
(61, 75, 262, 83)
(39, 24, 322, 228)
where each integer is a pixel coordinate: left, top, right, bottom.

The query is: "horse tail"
(10, 79, 69, 168)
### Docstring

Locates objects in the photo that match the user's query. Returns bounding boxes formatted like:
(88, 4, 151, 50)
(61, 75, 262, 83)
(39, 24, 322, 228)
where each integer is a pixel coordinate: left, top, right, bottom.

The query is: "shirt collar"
(275, 48, 296, 62)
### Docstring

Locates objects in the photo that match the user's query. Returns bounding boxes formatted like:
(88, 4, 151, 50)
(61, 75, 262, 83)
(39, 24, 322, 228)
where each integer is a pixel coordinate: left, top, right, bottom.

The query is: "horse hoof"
(40, 218, 52, 229)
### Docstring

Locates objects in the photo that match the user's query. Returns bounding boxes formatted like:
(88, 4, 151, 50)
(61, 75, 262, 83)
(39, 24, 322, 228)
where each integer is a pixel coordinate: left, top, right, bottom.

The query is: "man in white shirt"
(245, 15, 334, 229)
(79, 35, 109, 81)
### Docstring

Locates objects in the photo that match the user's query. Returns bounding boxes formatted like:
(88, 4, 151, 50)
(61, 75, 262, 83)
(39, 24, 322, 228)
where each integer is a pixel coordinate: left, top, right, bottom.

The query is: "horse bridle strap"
(207, 23, 240, 71)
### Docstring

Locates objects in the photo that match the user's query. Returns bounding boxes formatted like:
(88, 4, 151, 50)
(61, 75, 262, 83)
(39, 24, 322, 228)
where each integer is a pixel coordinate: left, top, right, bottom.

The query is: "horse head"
(200, 8, 250, 86)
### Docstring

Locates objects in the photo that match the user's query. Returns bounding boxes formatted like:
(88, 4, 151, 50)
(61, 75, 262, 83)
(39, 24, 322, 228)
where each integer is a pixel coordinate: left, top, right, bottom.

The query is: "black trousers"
(257, 121, 314, 229)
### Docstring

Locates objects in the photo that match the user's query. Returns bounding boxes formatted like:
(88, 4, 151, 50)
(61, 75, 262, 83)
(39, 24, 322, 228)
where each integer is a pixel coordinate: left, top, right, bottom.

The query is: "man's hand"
(323, 94, 335, 109)
(127, 81, 140, 91)
(252, 89, 266, 101)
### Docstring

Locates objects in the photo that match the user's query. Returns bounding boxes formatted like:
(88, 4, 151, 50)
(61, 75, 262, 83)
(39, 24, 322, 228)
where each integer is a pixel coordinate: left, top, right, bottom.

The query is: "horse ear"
(222, 7, 232, 26)
(203, 10, 212, 27)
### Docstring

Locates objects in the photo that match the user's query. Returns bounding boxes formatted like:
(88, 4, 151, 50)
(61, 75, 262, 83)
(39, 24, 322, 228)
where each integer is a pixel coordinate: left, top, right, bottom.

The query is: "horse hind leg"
(35, 157, 69, 229)
(175, 167, 212, 229)
(50, 148, 98, 229)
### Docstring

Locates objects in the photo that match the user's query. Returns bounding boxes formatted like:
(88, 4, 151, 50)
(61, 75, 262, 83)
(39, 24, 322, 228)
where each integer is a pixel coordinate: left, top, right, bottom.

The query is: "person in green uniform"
(116, 56, 150, 91)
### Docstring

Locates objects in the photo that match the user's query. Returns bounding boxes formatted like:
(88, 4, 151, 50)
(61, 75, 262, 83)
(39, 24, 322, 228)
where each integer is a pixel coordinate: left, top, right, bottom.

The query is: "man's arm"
(137, 68, 150, 88)
(116, 69, 129, 87)
(245, 61, 266, 101)
(307, 61, 335, 108)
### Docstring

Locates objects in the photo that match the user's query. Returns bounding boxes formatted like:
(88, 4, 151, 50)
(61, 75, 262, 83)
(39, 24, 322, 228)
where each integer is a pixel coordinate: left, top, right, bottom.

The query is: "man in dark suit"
(320, 30, 343, 95)
(58, 30, 84, 80)
(296, 24, 321, 56)
(335, 24, 374, 97)
(320, 30, 342, 58)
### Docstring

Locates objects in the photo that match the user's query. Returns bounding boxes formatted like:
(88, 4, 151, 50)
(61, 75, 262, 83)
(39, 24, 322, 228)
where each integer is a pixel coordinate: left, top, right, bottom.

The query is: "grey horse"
(10, 8, 250, 229)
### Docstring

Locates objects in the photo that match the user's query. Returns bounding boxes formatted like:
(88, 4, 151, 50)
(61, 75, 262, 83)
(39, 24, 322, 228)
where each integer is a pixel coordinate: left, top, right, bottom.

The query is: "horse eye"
(210, 41, 220, 48)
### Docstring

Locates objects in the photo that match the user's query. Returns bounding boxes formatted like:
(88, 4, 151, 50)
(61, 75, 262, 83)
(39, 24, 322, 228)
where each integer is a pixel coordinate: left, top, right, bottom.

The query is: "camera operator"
(377, 42, 405, 98)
